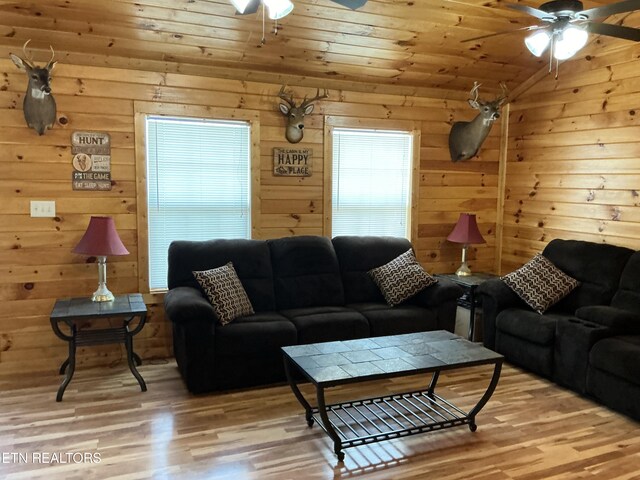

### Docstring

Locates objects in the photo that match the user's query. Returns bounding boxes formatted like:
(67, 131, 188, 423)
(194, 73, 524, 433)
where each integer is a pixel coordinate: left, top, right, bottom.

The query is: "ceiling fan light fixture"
(264, 0, 294, 19)
(553, 26, 588, 60)
(230, 0, 253, 13)
(525, 30, 552, 56)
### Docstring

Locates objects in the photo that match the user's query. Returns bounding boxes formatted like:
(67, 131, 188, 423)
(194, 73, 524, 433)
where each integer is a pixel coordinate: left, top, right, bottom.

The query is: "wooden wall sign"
(273, 148, 312, 177)
(71, 131, 112, 190)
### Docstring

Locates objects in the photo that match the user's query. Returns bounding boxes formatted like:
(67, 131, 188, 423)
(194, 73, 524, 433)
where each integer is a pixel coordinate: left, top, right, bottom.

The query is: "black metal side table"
(50, 293, 148, 401)
(436, 273, 498, 341)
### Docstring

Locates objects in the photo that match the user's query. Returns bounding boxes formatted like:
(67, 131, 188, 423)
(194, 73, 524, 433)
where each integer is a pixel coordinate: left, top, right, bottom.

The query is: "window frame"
(323, 116, 420, 242)
(134, 102, 261, 293)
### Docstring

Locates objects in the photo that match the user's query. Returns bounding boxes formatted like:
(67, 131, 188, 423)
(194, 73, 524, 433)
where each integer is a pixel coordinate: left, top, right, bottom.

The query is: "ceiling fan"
(231, 0, 367, 20)
(463, 0, 640, 62)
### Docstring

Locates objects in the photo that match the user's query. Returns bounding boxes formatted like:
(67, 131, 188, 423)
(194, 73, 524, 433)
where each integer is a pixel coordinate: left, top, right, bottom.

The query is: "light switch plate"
(30, 200, 56, 218)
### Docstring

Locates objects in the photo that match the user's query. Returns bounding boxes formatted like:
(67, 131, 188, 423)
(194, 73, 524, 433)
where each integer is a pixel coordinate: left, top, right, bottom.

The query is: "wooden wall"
(0, 59, 500, 373)
(501, 38, 640, 273)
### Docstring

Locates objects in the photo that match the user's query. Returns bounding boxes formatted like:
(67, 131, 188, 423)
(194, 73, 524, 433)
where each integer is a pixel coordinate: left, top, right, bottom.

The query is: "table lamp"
(73, 216, 129, 302)
(447, 213, 486, 277)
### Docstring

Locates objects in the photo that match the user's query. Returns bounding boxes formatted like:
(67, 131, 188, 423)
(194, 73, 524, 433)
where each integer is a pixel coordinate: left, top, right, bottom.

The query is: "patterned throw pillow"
(502, 254, 579, 314)
(193, 262, 255, 326)
(369, 249, 438, 307)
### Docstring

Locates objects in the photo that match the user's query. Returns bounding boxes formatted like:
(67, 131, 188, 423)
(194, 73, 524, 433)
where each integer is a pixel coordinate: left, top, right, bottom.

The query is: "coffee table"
(282, 330, 503, 461)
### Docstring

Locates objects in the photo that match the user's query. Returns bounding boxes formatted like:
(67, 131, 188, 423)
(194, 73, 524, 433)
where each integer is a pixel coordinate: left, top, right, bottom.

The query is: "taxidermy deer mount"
(10, 40, 58, 136)
(277, 85, 328, 144)
(448, 82, 508, 162)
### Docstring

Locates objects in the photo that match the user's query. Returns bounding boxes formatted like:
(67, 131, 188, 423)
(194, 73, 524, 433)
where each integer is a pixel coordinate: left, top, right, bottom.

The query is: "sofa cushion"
(214, 312, 297, 356)
(502, 254, 579, 314)
(268, 236, 345, 310)
(589, 336, 640, 385)
(369, 249, 437, 306)
(348, 302, 438, 337)
(543, 239, 633, 312)
(332, 236, 414, 304)
(168, 239, 276, 312)
(193, 263, 255, 325)
(280, 306, 369, 344)
(496, 309, 573, 345)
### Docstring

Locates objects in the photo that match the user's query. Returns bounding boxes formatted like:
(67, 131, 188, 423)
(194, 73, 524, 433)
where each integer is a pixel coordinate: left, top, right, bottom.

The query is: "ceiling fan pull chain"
(555, 56, 560, 80)
(261, 2, 266, 45)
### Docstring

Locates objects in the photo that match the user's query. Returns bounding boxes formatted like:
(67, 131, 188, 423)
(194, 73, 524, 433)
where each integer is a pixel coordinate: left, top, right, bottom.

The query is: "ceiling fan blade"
(235, 0, 260, 15)
(585, 21, 640, 41)
(330, 0, 367, 9)
(504, 2, 555, 20)
(461, 25, 547, 43)
(578, 0, 640, 20)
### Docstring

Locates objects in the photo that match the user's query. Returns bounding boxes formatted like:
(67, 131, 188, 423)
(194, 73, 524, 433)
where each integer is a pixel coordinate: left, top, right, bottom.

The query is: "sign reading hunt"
(273, 148, 312, 177)
(71, 131, 112, 191)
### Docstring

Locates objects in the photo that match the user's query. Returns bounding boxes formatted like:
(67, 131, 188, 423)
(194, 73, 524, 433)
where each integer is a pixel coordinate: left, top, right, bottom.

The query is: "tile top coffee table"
(282, 330, 503, 461)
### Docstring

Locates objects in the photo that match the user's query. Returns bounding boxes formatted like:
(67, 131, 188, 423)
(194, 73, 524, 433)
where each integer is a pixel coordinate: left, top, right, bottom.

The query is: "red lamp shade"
(73, 216, 129, 256)
(447, 213, 486, 245)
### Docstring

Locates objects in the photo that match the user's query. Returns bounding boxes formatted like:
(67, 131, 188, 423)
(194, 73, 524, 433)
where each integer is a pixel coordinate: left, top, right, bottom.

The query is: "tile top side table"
(436, 273, 498, 341)
(50, 293, 147, 401)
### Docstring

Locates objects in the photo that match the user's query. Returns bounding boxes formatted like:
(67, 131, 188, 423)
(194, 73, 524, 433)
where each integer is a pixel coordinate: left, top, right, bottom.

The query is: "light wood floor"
(1, 359, 639, 480)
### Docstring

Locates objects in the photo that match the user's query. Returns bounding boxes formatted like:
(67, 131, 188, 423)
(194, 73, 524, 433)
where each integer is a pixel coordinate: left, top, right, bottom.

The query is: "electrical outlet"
(30, 200, 56, 218)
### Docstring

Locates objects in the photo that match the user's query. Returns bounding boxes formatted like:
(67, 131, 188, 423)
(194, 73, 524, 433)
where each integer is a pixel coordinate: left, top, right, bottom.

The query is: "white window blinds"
(146, 116, 251, 290)
(331, 128, 413, 238)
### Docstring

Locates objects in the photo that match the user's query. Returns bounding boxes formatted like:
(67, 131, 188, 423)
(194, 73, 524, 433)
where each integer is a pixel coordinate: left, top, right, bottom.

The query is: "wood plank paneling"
(502, 36, 640, 270)
(0, 57, 499, 373)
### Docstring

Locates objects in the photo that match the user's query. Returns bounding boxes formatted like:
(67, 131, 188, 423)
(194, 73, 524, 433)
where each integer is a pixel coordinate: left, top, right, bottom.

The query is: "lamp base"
(455, 244, 472, 276)
(455, 262, 472, 277)
(92, 285, 115, 302)
(92, 256, 115, 302)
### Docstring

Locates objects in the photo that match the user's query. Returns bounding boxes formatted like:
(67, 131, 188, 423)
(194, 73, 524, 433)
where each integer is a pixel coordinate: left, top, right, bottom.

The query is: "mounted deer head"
(448, 82, 508, 162)
(10, 40, 58, 136)
(278, 85, 328, 144)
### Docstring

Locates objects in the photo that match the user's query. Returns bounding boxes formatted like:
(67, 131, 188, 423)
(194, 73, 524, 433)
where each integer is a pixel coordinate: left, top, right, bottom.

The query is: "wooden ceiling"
(0, 0, 635, 97)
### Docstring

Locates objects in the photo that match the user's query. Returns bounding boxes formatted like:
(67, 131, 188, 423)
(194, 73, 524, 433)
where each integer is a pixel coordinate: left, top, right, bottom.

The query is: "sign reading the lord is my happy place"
(71, 131, 112, 191)
(273, 148, 312, 177)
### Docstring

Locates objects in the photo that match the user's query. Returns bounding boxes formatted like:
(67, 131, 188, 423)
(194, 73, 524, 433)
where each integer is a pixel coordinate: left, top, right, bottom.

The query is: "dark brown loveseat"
(478, 239, 640, 421)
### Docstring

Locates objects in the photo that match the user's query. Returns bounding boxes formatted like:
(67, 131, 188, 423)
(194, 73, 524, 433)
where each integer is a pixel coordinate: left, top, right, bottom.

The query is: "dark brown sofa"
(164, 235, 463, 393)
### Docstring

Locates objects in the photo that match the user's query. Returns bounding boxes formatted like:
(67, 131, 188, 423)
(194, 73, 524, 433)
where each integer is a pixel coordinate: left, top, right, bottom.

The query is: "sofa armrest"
(554, 317, 611, 393)
(477, 278, 528, 349)
(412, 277, 463, 307)
(575, 305, 640, 333)
(165, 287, 219, 393)
(164, 286, 218, 325)
(409, 278, 463, 333)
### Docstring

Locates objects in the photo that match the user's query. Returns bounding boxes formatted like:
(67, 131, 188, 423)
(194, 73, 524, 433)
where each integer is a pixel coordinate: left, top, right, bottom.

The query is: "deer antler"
(300, 88, 329, 109)
(21, 39, 35, 68)
(496, 82, 509, 105)
(45, 45, 56, 70)
(469, 82, 481, 103)
(278, 85, 296, 108)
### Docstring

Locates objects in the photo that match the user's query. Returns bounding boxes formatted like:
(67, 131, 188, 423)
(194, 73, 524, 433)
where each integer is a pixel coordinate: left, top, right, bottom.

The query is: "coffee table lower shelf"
(309, 388, 474, 456)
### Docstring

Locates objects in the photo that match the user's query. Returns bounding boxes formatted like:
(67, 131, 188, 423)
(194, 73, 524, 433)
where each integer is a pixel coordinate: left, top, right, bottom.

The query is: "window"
(331, 128, 413, 238)
(146, 116, 251, 290)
